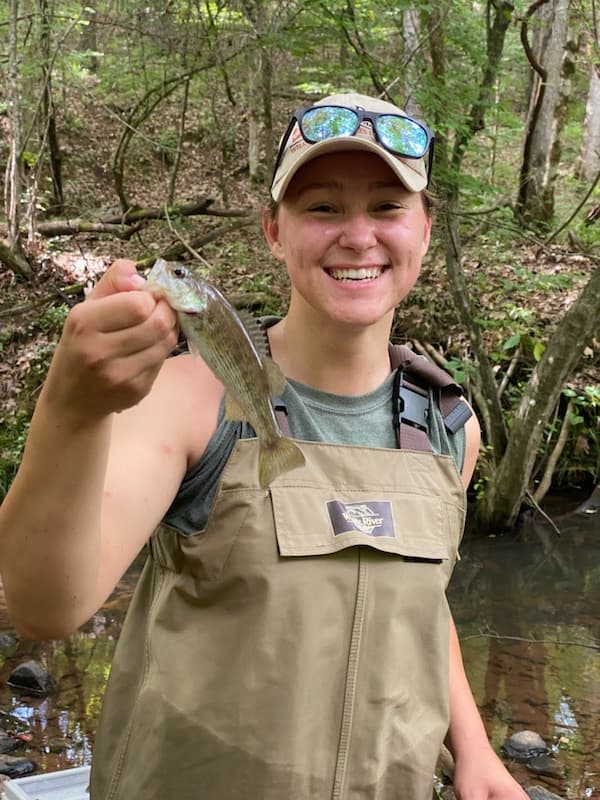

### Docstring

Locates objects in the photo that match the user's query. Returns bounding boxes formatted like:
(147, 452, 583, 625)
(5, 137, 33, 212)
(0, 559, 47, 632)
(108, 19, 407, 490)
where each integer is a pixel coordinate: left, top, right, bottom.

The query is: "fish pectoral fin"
(263, 356, 285, 397)
(224, 393, 248, 422)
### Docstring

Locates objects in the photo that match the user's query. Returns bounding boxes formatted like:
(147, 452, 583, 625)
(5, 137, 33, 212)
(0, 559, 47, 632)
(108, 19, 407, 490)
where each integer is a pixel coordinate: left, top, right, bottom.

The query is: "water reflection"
(0, 554, 141, 774)
(450, 509, 600, 799)
(0, 512, 598, 797)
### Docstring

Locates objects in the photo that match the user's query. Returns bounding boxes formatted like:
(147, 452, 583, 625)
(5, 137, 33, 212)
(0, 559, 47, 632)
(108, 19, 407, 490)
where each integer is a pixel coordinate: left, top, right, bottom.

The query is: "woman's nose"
(337, 213, 378, 251)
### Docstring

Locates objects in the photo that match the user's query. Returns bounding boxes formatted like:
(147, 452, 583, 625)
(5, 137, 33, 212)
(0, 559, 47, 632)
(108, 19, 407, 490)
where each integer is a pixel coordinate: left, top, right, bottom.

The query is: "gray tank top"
(164, 371, 465, 536)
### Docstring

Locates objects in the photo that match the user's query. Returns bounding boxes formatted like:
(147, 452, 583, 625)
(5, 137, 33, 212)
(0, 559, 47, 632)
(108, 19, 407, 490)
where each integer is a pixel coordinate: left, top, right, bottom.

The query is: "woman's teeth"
(329, 267, 383, 282)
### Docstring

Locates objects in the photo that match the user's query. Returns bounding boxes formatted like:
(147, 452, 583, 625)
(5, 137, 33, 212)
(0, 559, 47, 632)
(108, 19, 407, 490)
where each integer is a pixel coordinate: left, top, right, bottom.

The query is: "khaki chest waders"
(91, 431, 466, 800)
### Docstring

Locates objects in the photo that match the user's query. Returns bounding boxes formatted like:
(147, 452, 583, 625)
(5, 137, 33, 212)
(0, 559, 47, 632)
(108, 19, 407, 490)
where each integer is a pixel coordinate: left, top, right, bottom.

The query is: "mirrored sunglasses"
(271, 104, 435, 189)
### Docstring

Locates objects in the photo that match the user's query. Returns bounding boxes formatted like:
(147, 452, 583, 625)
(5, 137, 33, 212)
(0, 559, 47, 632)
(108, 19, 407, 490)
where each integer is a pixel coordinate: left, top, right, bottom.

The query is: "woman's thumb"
(89, 259, 146, 299)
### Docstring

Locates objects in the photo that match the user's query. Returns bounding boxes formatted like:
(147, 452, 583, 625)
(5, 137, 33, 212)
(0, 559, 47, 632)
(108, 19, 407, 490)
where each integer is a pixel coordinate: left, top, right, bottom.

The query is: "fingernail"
(129, 273, 147, 289)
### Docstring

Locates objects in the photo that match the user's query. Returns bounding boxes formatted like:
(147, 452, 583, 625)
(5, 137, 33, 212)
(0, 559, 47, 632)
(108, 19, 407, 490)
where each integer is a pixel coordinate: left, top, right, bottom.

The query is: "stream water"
(0, 501, 598, 798)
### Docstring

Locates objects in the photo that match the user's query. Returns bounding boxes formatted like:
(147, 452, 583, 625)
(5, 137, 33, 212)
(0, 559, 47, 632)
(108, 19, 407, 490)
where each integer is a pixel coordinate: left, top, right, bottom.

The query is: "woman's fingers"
(44, 261, 180, 420)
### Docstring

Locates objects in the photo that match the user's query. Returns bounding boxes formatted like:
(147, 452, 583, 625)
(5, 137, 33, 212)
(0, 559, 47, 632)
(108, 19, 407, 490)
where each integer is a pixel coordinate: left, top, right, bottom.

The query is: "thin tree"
(5, 0, 24, 257)
(2, 0, 34, 279)
(578, 35, 600, 182)
(516, 0, 574, 226)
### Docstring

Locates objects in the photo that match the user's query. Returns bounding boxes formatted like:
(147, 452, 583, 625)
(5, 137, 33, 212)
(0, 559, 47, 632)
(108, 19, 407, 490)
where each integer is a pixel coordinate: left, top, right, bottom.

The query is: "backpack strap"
(259, 316, 292, 435)
(273, 395, 291, 435)
(388, 343, 472, 451)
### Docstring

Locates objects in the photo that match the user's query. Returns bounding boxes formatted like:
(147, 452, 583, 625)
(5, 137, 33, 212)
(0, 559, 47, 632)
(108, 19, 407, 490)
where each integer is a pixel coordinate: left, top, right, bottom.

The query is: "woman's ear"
(262, 208, 286, 263)
(421, 212, 432, 257)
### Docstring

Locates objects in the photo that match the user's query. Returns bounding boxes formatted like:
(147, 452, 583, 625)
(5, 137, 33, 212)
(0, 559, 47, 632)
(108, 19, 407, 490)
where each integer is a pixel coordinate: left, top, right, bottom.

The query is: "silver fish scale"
(183, 290, 280, 442)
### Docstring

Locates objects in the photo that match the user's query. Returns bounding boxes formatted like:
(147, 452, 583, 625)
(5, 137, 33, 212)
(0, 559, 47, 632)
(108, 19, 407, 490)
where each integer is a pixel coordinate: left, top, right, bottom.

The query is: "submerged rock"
(6, 659, 55, 696)
(0, 633, 18, 652)
(575, 483, 600, 515)
(502, 730, 549, 762)
(526, 754, 564, 778)
(526, 786, 564, 800)
(0, 730, 20, 755)
(0, 753, 36, 778)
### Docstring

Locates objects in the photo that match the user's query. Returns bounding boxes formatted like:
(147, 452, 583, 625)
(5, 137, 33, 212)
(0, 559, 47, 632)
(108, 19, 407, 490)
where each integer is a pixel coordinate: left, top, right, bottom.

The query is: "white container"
(3, 765, 90, 800)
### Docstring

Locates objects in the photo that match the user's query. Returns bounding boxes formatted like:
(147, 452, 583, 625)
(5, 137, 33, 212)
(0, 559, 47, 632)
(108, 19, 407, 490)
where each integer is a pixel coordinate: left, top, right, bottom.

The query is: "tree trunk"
(579, 62, 600, 182)
(80, 2, 100, 72)
(240, 0, 274, 185)
(39, 0, 64, 214)
(5, 0, 26, 263)
(248, 48, 262, 182)
(401, 8, 422, 117)
(516, 0, 571, 226)
(168, 78, 190, 207)
(480, 264, 600, 530)
(261, 44, 274, 176)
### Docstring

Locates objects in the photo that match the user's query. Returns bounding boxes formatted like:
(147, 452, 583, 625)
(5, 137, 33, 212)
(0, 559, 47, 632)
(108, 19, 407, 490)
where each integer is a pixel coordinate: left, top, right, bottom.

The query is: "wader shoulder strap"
(388, 343, 472, 451)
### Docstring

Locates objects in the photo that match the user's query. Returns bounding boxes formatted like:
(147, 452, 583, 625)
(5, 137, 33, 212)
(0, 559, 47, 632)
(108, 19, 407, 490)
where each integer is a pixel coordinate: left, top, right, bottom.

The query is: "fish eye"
(172, 267, 187, 278)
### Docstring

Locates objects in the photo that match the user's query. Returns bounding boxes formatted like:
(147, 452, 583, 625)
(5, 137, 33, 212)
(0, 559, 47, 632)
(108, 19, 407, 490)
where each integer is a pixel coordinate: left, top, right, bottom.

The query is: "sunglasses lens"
(300, 106, 359, 142)
(376, 115, 429, 158)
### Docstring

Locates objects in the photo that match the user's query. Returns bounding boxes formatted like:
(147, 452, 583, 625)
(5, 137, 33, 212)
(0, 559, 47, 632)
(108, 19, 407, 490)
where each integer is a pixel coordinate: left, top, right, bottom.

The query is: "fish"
(145, 258, 305, 488)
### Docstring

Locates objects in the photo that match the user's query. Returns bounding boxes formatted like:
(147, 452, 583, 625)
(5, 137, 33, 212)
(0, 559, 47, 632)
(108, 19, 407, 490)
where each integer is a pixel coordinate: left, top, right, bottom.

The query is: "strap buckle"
(392, 370, 429, 432)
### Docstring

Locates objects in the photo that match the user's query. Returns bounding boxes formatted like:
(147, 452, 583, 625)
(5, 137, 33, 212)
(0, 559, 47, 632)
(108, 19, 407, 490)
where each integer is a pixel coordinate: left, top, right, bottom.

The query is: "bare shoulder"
(460, 404, 481, 490)
(107, 350, 224, 488)
(148, 352, 225, 468)
(113, 355, 224, 472)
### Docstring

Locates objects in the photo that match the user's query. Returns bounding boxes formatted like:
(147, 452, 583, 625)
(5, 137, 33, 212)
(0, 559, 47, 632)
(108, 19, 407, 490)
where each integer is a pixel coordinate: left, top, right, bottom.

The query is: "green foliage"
(557, 385, 600, 485)
(21, 151, 39, 169)
(153, 127, 179, 165)
(1, 0, 597, 521)
(0, 413, 29, 502)
(36, 303, 70, 335)
(0, 302, 69, 499)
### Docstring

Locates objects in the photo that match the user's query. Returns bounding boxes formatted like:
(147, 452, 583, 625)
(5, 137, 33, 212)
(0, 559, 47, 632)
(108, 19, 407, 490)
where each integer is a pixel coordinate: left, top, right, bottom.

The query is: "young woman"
(0, 93, 527, 799)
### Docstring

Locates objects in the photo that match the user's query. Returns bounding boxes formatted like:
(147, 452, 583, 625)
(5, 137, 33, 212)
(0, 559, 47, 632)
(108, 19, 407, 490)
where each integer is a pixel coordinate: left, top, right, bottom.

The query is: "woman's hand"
(43, 259, 179, 424)
(452, 744, 529, 799)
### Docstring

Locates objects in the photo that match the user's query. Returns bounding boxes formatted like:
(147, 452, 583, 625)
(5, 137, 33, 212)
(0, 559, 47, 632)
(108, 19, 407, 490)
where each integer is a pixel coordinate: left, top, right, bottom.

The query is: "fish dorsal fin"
(263, 356, 285, 397)
(237, 309, 269, 359)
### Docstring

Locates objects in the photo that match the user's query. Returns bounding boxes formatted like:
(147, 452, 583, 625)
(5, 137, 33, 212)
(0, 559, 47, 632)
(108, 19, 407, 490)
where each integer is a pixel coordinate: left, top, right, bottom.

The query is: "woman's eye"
(309, 204, 336, 213)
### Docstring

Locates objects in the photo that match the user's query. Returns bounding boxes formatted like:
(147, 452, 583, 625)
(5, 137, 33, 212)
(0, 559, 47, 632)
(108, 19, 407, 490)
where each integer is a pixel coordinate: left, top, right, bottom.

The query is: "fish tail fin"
(258, 437, 305, 488)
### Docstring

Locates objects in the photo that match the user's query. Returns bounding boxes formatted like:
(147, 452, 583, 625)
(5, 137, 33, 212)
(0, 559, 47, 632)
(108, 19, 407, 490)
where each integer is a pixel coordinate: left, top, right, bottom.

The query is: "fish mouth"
(326, 266, 387, 282)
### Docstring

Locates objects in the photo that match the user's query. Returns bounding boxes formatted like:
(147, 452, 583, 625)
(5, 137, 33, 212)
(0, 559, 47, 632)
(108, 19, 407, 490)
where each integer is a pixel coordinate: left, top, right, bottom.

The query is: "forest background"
(0, 0, 599, 533)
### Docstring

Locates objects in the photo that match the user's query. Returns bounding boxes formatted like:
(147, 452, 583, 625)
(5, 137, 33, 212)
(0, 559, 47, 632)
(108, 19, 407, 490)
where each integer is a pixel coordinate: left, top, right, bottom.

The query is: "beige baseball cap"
(270, 93, 430, 202)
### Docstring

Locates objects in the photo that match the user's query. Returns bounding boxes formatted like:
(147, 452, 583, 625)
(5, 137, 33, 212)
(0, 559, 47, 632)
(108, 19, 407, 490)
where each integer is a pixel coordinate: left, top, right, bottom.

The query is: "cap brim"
(271, 136, 427, 201)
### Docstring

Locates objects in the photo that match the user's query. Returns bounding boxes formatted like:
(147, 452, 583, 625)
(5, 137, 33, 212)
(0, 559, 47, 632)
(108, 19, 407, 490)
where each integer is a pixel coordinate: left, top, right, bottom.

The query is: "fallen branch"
(0, 198, 257, 240)
(0, 283, 84, 319)
(462, 630, 599, 650)
(28, 221, 143, 238)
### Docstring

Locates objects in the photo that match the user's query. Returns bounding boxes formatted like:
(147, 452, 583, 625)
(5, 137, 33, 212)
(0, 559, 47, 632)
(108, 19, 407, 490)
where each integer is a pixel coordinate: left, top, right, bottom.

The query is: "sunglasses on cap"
(271, 104, 435, 189)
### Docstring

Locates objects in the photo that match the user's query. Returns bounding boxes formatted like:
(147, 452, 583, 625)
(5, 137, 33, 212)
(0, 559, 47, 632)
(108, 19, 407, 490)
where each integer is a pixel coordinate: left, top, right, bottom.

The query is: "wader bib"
(90, 433, 466, 799)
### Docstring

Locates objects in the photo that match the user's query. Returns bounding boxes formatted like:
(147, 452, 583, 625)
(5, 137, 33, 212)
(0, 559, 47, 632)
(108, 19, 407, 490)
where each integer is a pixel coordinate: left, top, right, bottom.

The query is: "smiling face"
(263, 150, 432, 332)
